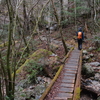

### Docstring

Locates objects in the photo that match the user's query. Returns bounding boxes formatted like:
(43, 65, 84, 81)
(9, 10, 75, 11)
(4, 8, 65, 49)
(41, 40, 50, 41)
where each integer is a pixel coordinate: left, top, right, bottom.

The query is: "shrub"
(25, 60, 43, 83)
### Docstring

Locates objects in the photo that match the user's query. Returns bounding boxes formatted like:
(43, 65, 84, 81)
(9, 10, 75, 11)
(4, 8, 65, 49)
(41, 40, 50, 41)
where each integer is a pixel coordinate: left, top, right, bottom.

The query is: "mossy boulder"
(30, 49, 52, 61)
(15, 49, 58, 82)
(82, 63, 94, 78)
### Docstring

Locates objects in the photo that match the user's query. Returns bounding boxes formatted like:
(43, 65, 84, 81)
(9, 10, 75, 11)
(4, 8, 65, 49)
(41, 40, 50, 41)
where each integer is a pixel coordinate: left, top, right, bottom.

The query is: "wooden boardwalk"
(40, 48, 82, 100)
(54, 49, 81, 100)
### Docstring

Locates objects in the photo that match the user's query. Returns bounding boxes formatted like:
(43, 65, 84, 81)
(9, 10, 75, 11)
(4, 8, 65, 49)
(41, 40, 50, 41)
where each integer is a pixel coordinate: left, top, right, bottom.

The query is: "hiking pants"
(78, 39, 82, 50)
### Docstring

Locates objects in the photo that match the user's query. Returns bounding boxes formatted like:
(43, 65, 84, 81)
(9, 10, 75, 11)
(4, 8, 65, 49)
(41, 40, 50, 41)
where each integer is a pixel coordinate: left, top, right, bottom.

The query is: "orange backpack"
(77, 32, 82, 39)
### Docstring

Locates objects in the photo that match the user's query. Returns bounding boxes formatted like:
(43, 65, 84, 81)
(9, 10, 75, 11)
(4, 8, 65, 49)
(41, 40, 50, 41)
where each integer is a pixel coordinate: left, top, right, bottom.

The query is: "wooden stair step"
(61, 79, 75, 84)
(67, 62, 78, 65)
(54, 92, 73, 100)
(60, 83, 74, 88)
(65, 63, 78, 67)
(65, 70, 77, 74)
(68, 58, 79, 60)
(64, 73, 76, 77)
(54, 97, 67, 100)
(66, 63, 78, 66)
(64, 67, 77, 71)
(58, 87, 73, 93)
(63, 76, 75, 80)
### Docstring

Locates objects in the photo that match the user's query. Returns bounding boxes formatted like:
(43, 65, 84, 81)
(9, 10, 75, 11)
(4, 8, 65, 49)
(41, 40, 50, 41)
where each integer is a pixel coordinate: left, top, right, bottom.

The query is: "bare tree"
(51, 0, 68, 54)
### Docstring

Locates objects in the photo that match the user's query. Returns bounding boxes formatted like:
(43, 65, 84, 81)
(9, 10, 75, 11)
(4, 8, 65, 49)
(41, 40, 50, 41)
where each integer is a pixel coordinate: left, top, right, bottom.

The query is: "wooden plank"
(65, 63, 78, 67)
(54, 97, 67, 100)
(64, 73, 76, 77)
(56, 92, 73, 98)
(64, 67, 77, 71)
(61, 79, 75, 84)
(59, 87, 74, 93)
(63, 76, 75, 80)
(60, 83, 74, 88)
(67, 62, 78, 65)
(66, 63, 78, 66)
(64, 70, 77, 74)
(68, 58, 79, 62)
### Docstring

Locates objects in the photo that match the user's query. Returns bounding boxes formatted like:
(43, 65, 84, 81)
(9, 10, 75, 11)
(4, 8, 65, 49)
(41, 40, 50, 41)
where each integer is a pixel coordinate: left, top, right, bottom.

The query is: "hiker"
(76, 27, 84, 50)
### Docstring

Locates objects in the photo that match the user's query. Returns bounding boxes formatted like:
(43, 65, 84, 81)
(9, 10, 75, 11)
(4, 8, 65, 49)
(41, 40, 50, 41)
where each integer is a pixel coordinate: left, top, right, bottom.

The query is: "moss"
(15, 49, 53, 75)
(20, 47, 25, 51)
(30, 49, 52, 60)
(75, 87, 81, 100)
(0, 41, 18, 47)
(0, 42, 8, 47)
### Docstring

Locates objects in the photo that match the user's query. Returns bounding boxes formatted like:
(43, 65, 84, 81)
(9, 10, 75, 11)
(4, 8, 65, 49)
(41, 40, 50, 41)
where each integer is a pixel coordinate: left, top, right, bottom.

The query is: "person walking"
(76, 27, 84, 50)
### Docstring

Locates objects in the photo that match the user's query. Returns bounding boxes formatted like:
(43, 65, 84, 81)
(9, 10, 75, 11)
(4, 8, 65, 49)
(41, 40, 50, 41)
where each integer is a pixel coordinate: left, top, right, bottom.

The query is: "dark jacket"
(76, 27, 84, 40)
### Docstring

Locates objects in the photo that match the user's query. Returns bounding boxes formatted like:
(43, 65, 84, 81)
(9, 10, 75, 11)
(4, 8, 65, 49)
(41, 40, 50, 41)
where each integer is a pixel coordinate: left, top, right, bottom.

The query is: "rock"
(83, 55, 90, 60)
(80, 94, 93, 100)
(83, 50, 88, 55)
(46, 23, 58, 33)
(83, 63, 94, 77)
(49, 26, 54, 31)
(89, 53, 94, 57)
(97, 96, 100, 100)
(92, 66, 100, 73)
(94, 73, 100, 81)
(36, 95, 41, 99)
(89, 62, 100, 67)
(34, 84, 46, 95)
(88, 47, 95, 51)
(50, 53, 57, 57)
(29, 86, 35, 89)
(16, 78, 30, 88)
(38, 53, 58, 66)
(36, 77, 43, 83)
(43, 77, 51, 84)
(82, 78, 100, 96)
(15, 83, 48, 100)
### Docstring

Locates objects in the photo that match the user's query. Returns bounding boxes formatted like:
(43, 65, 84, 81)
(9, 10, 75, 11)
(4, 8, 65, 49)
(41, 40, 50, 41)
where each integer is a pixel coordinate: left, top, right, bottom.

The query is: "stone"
(29, 86, 35, 89)
(83, 63, 94, 76)
(36, 77, 43, 83)
(83, 50, 88, 55)
(83, 55, 90, 60)
(94, 73, 100, 81)
(89, 53, 94, 57)
(88, 47, 95, 51)
(89, 62, 100, 67)
(97, 96, 100, 100)
(91, 81, 100, 91)
(84, 79, 100, 92)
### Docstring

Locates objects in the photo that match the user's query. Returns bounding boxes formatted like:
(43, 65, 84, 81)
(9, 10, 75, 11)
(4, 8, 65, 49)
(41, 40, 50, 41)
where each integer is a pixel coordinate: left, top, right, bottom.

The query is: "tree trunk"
(23, 0, 30, 53)
(6, 0, 14, 99)
(60, 0, 64, 23)
(51, 0, 59, 23)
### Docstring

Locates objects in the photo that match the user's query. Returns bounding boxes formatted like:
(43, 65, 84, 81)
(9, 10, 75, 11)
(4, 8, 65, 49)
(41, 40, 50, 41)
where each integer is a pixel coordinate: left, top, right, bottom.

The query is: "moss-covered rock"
(30, 49, 52, 61)
(15, 49, 58, 83)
